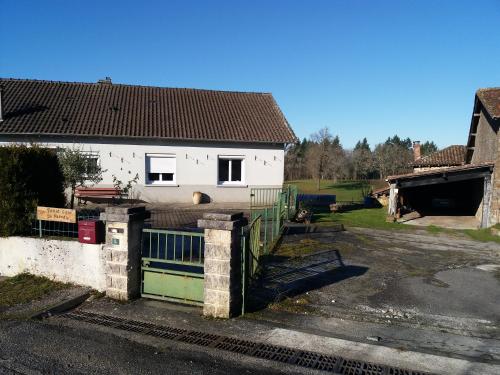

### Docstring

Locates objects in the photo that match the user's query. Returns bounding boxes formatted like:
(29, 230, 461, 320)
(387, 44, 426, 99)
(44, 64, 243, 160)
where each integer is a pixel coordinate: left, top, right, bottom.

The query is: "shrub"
(0, 144, 65, 236)
(58, 148, 105, 208)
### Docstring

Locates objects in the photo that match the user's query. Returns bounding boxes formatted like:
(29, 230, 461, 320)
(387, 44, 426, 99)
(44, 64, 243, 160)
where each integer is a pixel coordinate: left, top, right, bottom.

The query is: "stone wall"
(0, 237, 106, 290)
(471, 111, 498, 165)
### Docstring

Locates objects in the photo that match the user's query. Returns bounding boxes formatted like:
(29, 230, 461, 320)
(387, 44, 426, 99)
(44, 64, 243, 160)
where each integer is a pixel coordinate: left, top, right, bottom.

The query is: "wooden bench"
(75, 187, 123, 205)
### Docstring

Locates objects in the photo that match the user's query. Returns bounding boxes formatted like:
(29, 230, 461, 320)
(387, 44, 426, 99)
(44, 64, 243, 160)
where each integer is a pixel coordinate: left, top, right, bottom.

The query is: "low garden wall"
(0, 237, 106, 291)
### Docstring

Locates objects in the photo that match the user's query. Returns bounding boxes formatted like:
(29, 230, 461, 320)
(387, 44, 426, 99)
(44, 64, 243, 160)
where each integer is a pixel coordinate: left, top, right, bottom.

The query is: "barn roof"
(412, 145, 466, 167)
(0, 78, 297, 144)
(476, 88, 500, 119)
(387, 162, 494, 182)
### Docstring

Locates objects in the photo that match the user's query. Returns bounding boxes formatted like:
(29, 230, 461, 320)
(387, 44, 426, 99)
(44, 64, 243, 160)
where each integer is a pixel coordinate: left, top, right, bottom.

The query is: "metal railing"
(241, 214, 262, 314)
(241, 185, 298, 314)
(141, 228, 205, 265)
(250, 186, 296, 254)
(250, 187, 284, 209)
(31, 208, 101, 239)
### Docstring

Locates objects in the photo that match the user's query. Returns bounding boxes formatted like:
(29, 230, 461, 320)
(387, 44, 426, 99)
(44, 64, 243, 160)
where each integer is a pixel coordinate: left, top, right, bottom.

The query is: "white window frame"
(217, 155, 245, 186)
(145, 153, 177, 186)
(81, 151, 100, 177)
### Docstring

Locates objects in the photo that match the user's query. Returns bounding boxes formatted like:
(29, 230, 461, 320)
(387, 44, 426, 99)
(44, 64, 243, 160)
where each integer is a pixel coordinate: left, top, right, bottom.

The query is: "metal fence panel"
(31, 208, 101, 239)
(141, 228, 205, 306)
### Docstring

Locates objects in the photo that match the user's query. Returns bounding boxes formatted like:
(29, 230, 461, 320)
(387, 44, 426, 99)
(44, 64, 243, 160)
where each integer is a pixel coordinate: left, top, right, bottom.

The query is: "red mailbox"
(78, 220, 104, 244)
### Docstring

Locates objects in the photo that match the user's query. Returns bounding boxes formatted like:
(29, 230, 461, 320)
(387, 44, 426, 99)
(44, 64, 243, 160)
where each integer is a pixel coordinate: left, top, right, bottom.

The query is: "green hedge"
(0, 145, 65, 236)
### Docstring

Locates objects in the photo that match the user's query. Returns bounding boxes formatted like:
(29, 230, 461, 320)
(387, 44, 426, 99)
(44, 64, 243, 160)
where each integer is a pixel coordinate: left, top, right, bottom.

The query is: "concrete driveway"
(260, 226, 500, 339)
(403, 215, 480, 229)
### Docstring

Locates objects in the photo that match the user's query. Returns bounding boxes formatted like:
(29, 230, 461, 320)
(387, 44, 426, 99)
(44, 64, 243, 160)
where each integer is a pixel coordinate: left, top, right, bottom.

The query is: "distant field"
(286, 179, 388, 202)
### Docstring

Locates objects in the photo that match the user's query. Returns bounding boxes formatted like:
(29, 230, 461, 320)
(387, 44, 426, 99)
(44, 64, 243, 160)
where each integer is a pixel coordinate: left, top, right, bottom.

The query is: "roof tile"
(0, 78, 297, 144)
(477, 88, 500, 119)
(412, 145, 466, 167)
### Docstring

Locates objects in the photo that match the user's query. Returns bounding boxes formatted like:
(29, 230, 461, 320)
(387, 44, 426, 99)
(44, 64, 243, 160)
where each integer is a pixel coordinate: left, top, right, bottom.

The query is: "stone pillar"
(198, 212, 248, 318)
(101, 206, 150, 301)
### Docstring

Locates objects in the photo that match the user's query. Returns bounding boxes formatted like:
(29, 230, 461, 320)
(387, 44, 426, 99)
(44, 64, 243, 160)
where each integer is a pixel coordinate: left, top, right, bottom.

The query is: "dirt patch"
(268, 296, 316, 315)
(0, 273, 87, 320)
(0, 273, 70, 307)
(275, 238, 330, 258)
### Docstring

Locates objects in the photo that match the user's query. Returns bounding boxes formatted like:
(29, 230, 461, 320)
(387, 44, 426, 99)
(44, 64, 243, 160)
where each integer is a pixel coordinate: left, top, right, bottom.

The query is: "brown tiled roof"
(477, 88, 500, 119)
(371, 186, 390, 196)
(387, 162, 494, 181)
(412, 145, 466, 167)
(0, 78, 297, 144)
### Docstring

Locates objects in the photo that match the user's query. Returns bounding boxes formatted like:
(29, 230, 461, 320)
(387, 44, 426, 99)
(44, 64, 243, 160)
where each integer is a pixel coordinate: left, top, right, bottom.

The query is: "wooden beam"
(481, 175, 492, 228)
(388, 183, 398, 216)
(398, 170, 492, 189)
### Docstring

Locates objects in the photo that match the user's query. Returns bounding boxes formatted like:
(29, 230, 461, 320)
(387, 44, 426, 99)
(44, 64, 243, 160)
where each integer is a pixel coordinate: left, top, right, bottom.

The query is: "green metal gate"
(241, 214, 262, 314)
(250, 185, 298, 221)
(141, 228, 205, 306)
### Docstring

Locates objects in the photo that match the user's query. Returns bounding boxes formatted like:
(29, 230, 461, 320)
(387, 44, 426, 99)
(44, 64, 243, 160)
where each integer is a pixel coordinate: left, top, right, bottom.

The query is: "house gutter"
(0, 85, 3, 122)
(0, 132, 292, 148)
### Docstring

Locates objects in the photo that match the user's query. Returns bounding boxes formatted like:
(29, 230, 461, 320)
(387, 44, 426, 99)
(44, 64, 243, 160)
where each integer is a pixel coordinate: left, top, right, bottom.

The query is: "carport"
(387, 163, 494, 228)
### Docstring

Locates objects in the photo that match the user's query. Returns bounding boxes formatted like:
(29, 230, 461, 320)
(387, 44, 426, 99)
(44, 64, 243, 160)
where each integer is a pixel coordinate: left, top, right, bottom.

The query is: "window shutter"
(149, 156, 176, 173)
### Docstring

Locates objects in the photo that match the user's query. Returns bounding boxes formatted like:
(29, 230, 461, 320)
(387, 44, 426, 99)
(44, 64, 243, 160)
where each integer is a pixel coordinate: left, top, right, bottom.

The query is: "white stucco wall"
(0, 137, 285, 203)
(0, 237, 107, 291)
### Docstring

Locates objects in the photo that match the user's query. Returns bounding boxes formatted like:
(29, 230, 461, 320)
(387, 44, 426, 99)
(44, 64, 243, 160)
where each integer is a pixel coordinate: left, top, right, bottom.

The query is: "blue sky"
(1, 0, 499, 149)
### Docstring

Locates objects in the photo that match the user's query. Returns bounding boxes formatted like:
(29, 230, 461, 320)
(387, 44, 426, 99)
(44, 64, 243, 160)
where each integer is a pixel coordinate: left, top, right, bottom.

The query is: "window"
(84, 153, 99, 175)
(146, 154, 176, 185)
(218, 156, 244, 185)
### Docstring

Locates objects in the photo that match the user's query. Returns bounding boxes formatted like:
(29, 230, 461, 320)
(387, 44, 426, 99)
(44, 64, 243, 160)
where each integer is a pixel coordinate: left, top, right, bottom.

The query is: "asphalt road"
(0, 319, 321, 375)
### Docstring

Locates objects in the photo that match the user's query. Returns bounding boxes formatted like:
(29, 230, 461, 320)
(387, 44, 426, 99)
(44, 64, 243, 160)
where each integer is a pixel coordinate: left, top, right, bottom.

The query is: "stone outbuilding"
(387, 88, 500, 228)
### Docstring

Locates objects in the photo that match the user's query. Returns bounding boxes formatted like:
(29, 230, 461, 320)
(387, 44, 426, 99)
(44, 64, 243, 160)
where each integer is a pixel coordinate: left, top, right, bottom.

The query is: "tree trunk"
(70, 186, 75, 209)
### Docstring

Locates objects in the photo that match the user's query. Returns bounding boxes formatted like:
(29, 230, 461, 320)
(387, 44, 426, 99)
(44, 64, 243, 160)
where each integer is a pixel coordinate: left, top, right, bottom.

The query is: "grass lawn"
(314, 207, 500, 243)
(313, 207, 406, 230)
(0, 273, 70, 307)
(286, 179, 387, 202)
(287, 179, 500, 243)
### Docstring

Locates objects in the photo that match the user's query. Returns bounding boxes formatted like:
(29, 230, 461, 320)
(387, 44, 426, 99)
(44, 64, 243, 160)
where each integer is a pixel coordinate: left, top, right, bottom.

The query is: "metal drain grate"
(252, 344, 297, 363)
(295, 351, 339, 371)
(63, 310, 434, 375)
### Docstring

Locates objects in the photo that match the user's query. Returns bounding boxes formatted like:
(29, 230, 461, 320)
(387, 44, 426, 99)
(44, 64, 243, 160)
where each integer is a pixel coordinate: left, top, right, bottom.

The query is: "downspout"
(0, 85, 3, 122)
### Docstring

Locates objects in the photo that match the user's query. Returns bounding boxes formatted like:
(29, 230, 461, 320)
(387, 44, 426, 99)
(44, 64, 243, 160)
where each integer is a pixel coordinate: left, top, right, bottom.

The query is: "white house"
(0, 78, 297, 203)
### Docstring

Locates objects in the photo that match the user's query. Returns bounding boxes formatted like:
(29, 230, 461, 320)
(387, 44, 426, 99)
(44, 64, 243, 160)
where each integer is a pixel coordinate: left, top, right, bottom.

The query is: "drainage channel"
(63, 310, 433, 375)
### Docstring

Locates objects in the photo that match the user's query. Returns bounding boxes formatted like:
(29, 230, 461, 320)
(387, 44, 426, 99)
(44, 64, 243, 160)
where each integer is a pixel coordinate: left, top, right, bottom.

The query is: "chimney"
(413, 141, 421, 161)
(97, 77, 112, 85)
(0, 85, 3, 122)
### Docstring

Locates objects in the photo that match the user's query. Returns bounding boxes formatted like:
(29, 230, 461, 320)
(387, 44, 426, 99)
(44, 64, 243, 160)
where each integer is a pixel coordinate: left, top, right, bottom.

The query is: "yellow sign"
(36, 206, 77, 223)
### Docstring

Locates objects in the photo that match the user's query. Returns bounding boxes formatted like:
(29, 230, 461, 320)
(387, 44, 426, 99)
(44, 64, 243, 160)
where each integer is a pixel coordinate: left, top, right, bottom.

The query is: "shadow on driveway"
(247, 249, 368, 312)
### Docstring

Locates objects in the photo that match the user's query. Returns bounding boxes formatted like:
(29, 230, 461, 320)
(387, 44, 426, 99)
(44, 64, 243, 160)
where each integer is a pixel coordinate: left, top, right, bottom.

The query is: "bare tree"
(325, 135, 346, 183)
(307, 128, 333, 190)
(373, 136, 413, 179)
(306, 128, 346, 189)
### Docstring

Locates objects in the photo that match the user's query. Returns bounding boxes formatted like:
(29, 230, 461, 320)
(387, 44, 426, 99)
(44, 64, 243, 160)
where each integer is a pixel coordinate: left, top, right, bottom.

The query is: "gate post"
(198, 212, 248, 318)
(101, 206, 150, 301)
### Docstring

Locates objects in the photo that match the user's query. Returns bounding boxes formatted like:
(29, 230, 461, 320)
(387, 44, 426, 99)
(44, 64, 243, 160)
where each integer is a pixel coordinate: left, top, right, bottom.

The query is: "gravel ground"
(264, 226, 500, 337)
